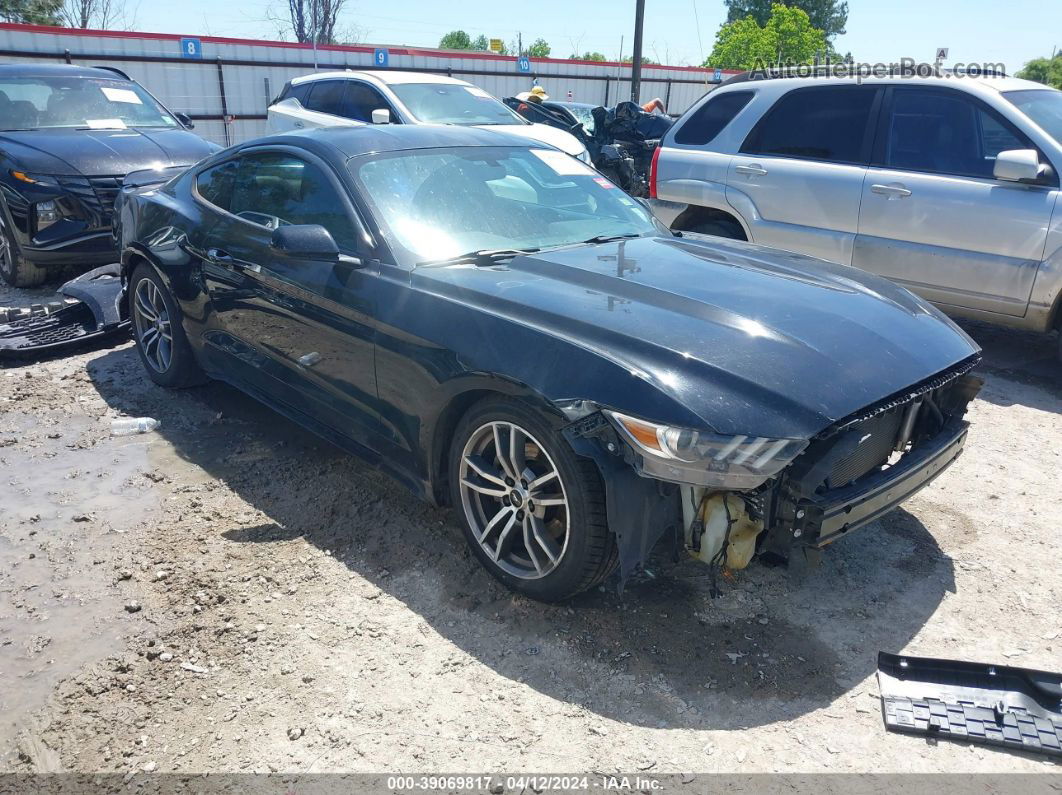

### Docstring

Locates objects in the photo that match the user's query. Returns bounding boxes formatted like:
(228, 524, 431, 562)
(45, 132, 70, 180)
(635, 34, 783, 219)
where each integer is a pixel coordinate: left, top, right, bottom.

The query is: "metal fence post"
(215, 57, 231, 147)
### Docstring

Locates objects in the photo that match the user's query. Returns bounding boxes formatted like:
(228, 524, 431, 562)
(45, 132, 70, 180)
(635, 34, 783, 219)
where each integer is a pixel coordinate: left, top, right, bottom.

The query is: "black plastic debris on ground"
(877, 650, 1062, 758)
(0, 264, 129, 361)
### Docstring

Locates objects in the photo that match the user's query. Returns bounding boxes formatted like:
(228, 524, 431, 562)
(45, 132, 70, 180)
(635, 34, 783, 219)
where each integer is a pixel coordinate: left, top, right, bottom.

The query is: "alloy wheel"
(0, 231, 11, 280)
(132, 277, 173, 373)
(458, 420, 570, 580)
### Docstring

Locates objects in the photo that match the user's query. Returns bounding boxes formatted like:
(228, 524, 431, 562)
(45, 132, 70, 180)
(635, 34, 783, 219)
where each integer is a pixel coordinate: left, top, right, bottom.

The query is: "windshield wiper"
(580, 233, 642, 245)
(416, 247, 539, 267)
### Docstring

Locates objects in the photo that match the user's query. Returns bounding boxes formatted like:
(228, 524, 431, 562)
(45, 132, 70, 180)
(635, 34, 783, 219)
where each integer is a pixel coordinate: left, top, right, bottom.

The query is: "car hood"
(413, 235, 980, 439)
(0, 128, 217, 176)
(474, 121, 586, 156)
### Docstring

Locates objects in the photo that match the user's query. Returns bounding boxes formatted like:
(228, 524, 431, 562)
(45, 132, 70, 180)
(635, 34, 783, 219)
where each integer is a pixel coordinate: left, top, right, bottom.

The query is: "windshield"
(561, 104, 596, 134)
(0, 75, 179, 131)
(350, 146, 658, 266)
(390, 83, 525, 126)
(1003, 89, 1062, 146)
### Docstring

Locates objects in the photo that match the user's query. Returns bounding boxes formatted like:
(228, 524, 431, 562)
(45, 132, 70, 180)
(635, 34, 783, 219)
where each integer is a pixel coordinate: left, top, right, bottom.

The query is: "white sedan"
(267, 70, 591, 163)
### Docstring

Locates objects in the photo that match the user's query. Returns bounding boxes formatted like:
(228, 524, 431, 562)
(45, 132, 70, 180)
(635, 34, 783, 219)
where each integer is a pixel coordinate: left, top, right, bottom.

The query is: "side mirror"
(270, 224, 339, 262)
(993, 149, 1043, 182)
(371, 108, 391, 125)
(174, 112, 195, 129)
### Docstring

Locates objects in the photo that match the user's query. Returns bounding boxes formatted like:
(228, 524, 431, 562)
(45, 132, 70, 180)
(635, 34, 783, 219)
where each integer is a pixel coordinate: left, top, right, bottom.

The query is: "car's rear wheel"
(449, 398, 617, 602)
(689, 217, 746, 240)
(0, 225, 49, 287)
(129, 263, 206, 388)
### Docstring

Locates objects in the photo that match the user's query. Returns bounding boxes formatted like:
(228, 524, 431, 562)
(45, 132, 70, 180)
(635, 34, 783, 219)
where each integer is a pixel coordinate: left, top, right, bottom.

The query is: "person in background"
(641, 97, 666, 114)
(515, 84, 550, 113)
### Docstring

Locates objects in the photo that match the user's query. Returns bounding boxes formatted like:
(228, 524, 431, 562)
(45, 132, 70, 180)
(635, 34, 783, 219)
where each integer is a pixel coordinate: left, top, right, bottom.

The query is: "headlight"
(605, 410, 807, 489)
(35, 200, 60, 231)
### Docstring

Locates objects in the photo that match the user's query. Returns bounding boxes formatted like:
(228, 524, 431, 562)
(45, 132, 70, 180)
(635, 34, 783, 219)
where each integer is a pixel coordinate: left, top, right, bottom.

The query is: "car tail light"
(648, 145, 661, 199)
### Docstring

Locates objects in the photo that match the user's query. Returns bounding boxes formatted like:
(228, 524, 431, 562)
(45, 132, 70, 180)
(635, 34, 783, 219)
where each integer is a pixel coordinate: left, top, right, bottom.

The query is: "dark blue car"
(0, 64, 216, 286)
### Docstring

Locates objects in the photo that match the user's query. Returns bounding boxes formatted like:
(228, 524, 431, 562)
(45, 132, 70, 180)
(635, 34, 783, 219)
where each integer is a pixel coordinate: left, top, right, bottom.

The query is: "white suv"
(650, 73, 1062, 354)
(268, 70, 591, 163)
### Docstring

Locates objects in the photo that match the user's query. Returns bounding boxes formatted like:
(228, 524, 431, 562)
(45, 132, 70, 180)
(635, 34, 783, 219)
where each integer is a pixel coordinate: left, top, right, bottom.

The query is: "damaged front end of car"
(560, 356, 984, 588)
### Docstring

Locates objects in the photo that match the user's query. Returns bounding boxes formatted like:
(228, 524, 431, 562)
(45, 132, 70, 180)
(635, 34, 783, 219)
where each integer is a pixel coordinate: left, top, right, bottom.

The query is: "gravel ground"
(1, 276, 1060, 777)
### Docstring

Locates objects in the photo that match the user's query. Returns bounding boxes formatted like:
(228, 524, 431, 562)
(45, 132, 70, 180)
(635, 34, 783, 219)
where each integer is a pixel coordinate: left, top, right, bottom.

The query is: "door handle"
(206, 248, 233, 264)
(293, 121, 304, 129)
(735, 164, 768, 176)
(870, 183, 912, 199)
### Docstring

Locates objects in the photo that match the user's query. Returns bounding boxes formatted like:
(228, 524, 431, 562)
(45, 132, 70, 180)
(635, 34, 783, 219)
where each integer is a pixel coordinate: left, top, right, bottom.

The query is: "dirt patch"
(1, 325, 1060, 775)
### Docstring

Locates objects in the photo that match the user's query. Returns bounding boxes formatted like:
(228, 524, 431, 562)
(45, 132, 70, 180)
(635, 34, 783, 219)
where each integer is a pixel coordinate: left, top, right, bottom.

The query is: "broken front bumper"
(0, 264, 129, 360)
(794, 418, 968, 547)
(878, 651, 1062, 758)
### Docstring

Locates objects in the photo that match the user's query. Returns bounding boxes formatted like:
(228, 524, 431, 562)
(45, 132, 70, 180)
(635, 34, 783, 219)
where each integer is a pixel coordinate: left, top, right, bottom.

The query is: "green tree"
(705, 16, 771, 69)
(705, 4, 826, 70)
(724, 0, 846, 41)
(439, 30, 472, 50)
(571, 51, 607, 62)
(623, 54, 659, 65)
(526, 38, 551, 58)
(0, 0, 62, 23)
(471, 34, 489, 50)
(1017, 54, 1062, 89)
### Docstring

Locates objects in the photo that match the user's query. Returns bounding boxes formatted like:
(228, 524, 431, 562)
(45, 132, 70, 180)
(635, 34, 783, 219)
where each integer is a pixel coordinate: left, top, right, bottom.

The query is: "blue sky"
(133, 0, 1059, 74)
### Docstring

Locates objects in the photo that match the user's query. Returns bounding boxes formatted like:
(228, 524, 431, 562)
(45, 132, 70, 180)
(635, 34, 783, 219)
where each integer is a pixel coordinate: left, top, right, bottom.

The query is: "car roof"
(0, 63, 129, 79)
(715, 73, 1050, 97)
(290, 70, 469, 87)
(250, 124, 548, 158)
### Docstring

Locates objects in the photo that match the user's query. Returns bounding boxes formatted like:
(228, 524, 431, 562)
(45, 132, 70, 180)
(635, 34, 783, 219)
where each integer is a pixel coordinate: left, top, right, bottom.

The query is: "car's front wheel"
(129, 263, 206, 388)
(0, 224, 48, 287)
(449, 398, 617, 602)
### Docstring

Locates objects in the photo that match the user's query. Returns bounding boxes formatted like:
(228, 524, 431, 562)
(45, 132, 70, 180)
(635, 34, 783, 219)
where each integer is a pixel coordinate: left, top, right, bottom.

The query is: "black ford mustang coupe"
(0, 64, 216, 286)
(115, 125, 982, 601)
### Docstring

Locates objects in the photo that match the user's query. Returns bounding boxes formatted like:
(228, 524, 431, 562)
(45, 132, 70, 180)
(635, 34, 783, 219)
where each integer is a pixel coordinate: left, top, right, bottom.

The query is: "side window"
(741, 86, 876, 165)
(286, 82, 312, 105)
(304, 80, 349, 117)
(885, 89, 1032, 179)
(343, 82, 393, 123)
(674, 90, 754, 146)
(229, 153, 357, 251)
(195, 160, 238, 211)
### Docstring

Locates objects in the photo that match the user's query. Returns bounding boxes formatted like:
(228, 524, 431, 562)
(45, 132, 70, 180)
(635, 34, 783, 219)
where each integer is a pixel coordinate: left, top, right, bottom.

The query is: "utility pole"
(311, 1, 319, 69)
(630, 0, 646, 102)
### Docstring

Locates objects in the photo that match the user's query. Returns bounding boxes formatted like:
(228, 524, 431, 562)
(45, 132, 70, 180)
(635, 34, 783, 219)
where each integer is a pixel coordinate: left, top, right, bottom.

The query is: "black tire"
(689, 217, 746, 241)
(128, 262, 207, 388)
(0, 223, 49, 287)
(448, 397, 618, 602)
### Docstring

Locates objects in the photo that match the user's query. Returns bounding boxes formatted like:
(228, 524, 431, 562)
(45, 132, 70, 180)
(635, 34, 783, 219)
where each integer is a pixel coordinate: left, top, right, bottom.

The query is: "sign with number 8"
(180, 38, 202, 59)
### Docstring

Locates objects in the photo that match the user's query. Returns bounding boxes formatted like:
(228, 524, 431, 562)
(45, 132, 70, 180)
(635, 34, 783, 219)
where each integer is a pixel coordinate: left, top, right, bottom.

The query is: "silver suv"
(650, 74, 1062, 356)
